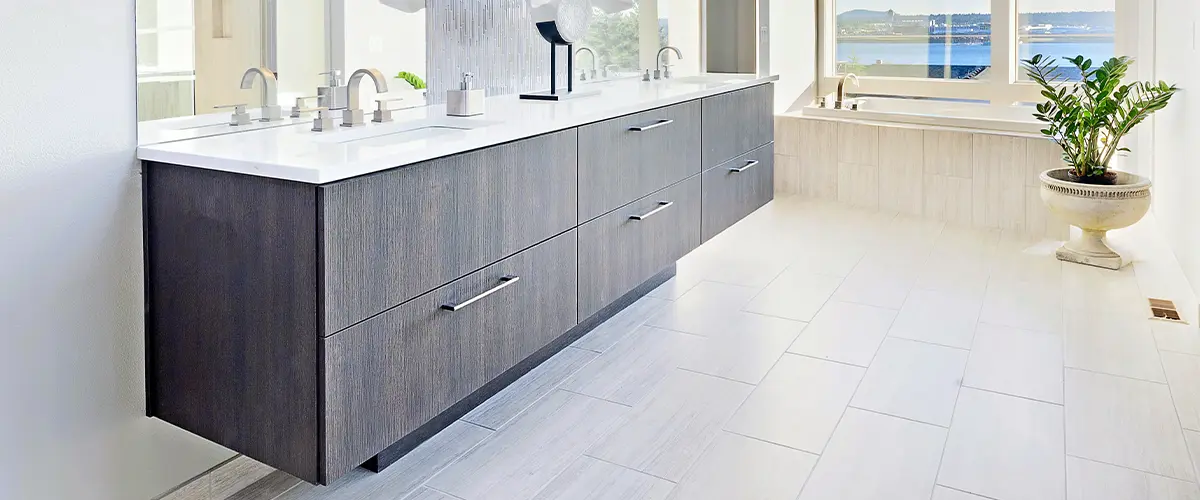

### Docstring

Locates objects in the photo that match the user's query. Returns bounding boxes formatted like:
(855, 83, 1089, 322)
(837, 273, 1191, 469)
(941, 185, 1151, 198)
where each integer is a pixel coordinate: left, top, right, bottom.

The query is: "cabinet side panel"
(146, 163, 321, 483)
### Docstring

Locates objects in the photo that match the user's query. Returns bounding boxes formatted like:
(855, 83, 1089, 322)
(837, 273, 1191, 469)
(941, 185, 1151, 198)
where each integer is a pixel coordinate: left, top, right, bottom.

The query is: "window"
(819, 0, 1125, 102)
(1017, 0, 1116, 80)
(835, 1, 991, 80)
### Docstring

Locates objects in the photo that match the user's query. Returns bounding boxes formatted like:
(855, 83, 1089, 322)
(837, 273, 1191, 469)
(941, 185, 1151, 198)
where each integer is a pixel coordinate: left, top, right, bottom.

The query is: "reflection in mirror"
(136, 0, 327, 123)
(332, 0, 429, 111)
(136, 0, 700, 141)
(578, 0, 700, 79)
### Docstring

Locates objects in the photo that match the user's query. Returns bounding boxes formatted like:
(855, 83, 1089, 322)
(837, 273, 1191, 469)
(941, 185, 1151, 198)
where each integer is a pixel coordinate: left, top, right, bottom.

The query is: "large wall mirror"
(136, 0, 706, 138)
(136, 0, 331, 121)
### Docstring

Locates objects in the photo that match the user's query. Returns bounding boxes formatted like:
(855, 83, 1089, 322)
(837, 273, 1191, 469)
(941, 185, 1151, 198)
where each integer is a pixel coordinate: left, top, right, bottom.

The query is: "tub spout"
(836, 73, 859, 110)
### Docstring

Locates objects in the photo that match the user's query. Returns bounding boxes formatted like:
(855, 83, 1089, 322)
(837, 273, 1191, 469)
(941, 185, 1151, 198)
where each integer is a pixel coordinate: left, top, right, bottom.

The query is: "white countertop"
(136, 73, 779, 184)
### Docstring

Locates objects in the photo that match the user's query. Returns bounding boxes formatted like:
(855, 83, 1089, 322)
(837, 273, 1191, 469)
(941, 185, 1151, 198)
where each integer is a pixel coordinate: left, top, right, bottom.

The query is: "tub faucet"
(241, 67, 283, 122)
(656, 46, 683, 79)
(836, 73, 859, 110)
(575, 47, 597, 80)
(342, 68, 389, 127)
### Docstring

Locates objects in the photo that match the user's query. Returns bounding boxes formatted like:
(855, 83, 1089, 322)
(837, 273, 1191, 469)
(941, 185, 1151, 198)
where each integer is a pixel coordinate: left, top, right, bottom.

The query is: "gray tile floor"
(169, 197, 1200, 500)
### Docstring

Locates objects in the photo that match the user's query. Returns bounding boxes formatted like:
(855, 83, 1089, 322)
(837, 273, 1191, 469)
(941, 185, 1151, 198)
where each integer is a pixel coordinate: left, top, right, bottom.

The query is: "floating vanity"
(138, 74, 777, 485)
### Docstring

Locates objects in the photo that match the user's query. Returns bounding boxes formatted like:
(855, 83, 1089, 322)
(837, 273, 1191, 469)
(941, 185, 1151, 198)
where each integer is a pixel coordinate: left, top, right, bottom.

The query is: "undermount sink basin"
(308, 117, 502, 145)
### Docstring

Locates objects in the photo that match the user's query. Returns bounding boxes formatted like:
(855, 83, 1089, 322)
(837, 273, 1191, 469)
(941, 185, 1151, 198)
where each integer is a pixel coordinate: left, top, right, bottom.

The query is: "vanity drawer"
(578, 176, 701, 318)
(322, 230, 578, 478)
(578, 101, 702, 222)
(702, 84, 774, 169)
(319, 129, 578, 334)
(702, 143, 774, 242)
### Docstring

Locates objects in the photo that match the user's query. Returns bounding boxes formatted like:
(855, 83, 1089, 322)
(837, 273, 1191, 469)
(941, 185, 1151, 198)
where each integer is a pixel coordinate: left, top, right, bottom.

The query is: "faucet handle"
(290, 96, 319, 118)
(373, 97, 406, 123)
(214, 103, 251, 126)
(308, 107, 334, 132)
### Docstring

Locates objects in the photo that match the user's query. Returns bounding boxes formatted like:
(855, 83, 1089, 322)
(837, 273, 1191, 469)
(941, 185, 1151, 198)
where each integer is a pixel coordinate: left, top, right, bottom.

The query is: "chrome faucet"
(574, 47, 597, 81)
(836, 73, 859, 110)
(342, 68, 389, 127)
(655, 46, 683, 79)
(240, 67, 282, 122)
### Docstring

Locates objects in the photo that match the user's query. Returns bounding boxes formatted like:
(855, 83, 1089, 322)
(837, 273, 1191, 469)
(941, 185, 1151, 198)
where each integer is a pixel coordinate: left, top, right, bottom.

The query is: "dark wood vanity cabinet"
(323, 231, 579, 476)
(320, 130, 579, 333)
(702, 143, 775, 242)
(579, 177, 703, 318)
(578, 101, 703, 222)
(145, 83, 775, 485)
(701, 82, 775, 169)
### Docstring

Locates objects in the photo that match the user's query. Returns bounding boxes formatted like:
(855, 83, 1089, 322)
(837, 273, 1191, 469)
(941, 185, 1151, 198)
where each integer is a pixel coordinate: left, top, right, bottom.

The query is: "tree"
(580, 1, 670, 72)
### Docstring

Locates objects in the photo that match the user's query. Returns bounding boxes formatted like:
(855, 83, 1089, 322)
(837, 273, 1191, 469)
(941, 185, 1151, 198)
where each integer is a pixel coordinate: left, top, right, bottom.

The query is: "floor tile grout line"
(1060, 266, 1070, 500)
(420, 484, 468, 500)
(958, 384, 1064, 407)
(1063, 365, 1169, 386)
(882, 334, 973, 352)
(1148, 311, 1200, 482)
(675, 366, 758, 387)
(933, 484, 1003, 500)
(464, 346, 607, 431)
(555, 387, 634, 408)
(846, 405, 951, 429)
(784, 351, 870, 369)
(1065, 453, 1200, 485)
(408, 420, 505, 498)
(931, 378, 969, 496)
(573, 299, 675, 354)
(265, 476, 304, 500)
(794, 311, 885, 500)
(580, 453, 680, 484)
(722, 429, 821, 456)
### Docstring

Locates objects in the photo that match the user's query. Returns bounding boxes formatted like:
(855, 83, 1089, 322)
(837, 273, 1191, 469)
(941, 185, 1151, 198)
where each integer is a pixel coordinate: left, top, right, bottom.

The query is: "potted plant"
(1023, 54, 1178, 270)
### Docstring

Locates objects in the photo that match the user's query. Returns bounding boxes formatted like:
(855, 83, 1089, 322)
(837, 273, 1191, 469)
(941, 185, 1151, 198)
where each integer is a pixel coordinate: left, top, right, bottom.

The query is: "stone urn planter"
(1040, 168, 1151, 270)
(1023, 53, 1177, 270)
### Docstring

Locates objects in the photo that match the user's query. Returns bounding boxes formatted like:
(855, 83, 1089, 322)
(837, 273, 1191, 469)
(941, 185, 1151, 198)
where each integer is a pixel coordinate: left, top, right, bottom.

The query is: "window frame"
(815, 0, 1136, 104)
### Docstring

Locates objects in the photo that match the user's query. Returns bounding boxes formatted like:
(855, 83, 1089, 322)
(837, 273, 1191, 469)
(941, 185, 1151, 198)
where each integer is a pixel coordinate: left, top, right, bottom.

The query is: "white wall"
(1152, 0, 1200, 301)
(276, 0, 328, 101)
(0, 1, 234, 499)
(769, 0, 815, 112)
(341, 0, 426, 105)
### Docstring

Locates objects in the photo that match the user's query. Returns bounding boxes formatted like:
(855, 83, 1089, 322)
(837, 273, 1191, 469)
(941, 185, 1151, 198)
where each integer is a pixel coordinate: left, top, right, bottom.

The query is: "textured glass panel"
(427, 0, 569, 101)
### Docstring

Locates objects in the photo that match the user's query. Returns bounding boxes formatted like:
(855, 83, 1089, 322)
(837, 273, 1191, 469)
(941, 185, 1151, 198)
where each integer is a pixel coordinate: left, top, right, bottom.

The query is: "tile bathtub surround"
(774, 115, 1069, 239)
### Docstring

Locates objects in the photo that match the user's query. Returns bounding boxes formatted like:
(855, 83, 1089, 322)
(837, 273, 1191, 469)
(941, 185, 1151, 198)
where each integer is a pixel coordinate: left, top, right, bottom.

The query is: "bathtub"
(802, 97, 1043, 135)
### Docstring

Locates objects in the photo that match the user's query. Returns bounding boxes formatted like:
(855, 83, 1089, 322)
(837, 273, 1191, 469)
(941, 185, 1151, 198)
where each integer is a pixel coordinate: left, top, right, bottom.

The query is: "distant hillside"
(837, 9, 894, 23)
(837, 9, 1115, 29)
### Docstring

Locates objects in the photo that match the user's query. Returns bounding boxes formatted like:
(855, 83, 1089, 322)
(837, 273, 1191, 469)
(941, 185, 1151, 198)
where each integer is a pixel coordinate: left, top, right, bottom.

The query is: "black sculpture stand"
(520, 41, 600, 101)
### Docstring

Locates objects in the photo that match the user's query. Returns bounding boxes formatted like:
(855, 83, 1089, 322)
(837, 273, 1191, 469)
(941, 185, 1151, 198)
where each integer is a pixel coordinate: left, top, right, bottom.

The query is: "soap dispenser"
(447, 73, 485, 117)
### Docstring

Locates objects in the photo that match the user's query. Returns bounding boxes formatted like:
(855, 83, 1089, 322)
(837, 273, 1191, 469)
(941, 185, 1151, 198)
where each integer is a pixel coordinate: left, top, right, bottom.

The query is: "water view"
(835, 6, 1116, 80)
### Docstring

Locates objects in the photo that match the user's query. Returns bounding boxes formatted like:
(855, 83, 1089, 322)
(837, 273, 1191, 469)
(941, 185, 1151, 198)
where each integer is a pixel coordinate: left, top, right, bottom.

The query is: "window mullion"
(989, 0, 1015, 104)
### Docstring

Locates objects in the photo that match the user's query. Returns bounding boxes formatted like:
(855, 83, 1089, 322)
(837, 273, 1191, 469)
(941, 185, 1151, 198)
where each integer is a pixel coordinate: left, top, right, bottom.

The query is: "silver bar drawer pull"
(729, 160, 760, 173)
(629, 201, 674, 221)
(628, 119, 674, 132)
(440, 275, 520, 311)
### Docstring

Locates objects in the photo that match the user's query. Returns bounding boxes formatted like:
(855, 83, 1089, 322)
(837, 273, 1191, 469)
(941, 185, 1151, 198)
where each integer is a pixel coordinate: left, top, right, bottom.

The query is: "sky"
(837, 0, 1115, 14)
